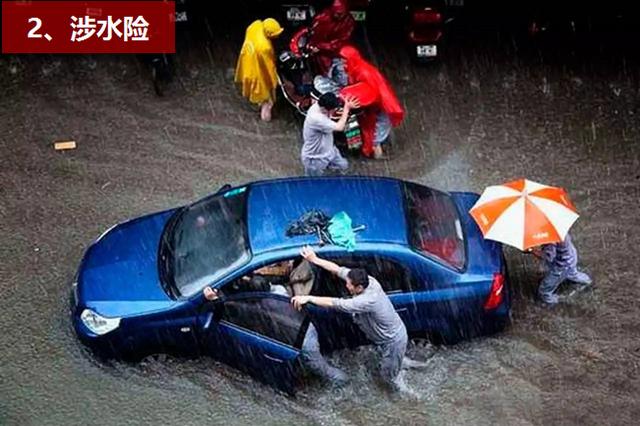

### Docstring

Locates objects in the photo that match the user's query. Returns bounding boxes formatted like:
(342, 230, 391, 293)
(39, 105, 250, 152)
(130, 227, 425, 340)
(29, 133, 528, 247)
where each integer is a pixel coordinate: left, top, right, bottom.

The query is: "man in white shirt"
(301, 92, 359, 176)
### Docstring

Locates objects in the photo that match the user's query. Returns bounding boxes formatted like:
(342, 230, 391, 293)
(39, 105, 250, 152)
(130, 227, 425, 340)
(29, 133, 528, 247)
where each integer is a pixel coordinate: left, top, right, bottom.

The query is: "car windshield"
(160, 188, 250, 298)
(403, 183, 466, 270)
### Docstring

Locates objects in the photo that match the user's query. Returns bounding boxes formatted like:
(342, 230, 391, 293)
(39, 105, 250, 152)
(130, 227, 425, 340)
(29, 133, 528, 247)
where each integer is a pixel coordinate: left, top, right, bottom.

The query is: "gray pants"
(301, 323, 348, 384)
(538, 265, 592, 304)
(302, 153, 348, 177)
(378, 328, 408, 388)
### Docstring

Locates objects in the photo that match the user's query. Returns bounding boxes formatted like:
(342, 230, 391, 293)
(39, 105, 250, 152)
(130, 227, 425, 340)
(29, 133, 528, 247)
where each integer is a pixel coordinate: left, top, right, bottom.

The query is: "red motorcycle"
(405, 1, 446, 62)
(277, 27, 378, 152)
(279, 1, 447, 62)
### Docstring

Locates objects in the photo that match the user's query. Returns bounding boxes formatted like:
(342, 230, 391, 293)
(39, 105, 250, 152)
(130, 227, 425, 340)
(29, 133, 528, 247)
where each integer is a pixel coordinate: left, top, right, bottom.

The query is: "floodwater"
(1, 8, 640, 426)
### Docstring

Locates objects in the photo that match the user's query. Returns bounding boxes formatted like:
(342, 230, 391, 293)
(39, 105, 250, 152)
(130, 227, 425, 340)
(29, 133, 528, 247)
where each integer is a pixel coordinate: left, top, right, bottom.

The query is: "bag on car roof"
(285, 209, 331, 241)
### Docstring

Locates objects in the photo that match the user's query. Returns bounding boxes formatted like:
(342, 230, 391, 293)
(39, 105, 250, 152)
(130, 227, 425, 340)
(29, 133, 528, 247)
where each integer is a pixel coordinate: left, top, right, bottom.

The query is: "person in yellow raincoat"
(235, 18, 284, 121)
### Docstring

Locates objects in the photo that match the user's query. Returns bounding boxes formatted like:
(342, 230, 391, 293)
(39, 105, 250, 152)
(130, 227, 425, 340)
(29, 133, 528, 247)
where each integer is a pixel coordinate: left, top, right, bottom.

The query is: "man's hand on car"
(300, 245, 319, 264)
(291, 295, 312, 311)
(203, 286, 219, 301)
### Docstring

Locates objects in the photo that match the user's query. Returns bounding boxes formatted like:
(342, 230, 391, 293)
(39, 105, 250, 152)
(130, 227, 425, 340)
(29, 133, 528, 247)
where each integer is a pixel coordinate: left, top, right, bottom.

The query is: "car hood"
(77, 209, 178, 317)
(449, 192, 504, 274)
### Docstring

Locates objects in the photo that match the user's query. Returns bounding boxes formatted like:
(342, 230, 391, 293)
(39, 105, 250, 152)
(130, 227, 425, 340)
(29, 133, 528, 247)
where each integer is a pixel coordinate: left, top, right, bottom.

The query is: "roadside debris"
(53, 140, 76, 151)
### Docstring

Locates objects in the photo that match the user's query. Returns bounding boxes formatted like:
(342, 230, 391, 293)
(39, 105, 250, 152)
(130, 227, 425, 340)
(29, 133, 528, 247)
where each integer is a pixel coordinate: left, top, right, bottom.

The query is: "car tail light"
(411, 8, 442, 25)
(484, 273, 505, 310)
(408, 29, 443, 43)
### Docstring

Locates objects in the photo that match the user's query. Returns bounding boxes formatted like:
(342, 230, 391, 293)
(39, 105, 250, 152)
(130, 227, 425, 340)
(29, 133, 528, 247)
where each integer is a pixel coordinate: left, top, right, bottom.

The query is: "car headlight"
(80, 309, 121, 335)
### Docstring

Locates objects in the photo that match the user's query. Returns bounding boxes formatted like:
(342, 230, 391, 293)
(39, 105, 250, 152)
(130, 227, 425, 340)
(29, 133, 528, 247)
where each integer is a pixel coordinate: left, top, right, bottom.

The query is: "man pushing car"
(291, 245, 419, 392)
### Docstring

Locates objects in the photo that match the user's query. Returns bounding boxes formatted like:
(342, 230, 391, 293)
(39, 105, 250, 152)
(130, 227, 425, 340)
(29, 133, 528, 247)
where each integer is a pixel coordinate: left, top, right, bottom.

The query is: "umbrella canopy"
(469, 178, 579, 251)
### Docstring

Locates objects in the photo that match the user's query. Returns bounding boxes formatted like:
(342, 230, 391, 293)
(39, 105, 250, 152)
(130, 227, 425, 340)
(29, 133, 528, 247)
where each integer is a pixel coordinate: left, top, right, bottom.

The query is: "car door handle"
(263, 354, 284, 364)
(202, 312, 214, 330)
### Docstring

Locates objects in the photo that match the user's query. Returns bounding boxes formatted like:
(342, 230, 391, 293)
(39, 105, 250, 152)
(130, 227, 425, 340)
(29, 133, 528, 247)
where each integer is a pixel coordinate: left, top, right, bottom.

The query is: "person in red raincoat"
(307, 0, 356, 76)
(339, 45, 405, 158)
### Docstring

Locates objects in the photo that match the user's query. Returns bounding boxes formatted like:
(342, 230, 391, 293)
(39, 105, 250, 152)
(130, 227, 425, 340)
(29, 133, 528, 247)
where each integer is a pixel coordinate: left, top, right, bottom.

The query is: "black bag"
(285, 209, 333, 244)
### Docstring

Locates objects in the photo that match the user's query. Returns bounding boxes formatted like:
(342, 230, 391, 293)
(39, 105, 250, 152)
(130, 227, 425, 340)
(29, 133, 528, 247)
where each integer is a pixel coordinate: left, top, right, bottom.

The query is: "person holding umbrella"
(532, 234, 592, 304)
(469, 178, 592, 305)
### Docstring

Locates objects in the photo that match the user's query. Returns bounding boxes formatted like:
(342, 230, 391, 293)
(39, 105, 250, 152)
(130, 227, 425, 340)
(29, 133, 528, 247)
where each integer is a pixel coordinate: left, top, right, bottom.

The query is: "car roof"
(246, 176, 408, 255)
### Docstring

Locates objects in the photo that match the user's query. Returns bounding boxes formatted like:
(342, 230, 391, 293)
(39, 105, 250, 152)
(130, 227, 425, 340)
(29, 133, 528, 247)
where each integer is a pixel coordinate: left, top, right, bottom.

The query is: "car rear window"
(403, 183, 465, 270)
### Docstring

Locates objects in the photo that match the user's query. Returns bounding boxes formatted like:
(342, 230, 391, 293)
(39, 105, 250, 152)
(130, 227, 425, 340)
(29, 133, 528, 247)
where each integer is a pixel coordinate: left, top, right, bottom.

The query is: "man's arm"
(291, 295, 337, 311)
(332, 104, 351, 132)
(300, 245, 341, 275)
(291, 293, 373, 313)
(291, 246, 352, 311)
(332, 96, 360, 132)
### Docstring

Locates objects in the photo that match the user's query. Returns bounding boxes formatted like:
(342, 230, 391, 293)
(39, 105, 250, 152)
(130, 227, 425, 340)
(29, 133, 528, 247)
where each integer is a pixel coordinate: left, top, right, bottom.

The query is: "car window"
(221, 296, 308, 348)
(220, 259, 297, 296)
(162, 187, 251, 298)
(403, 182, 466, 270)
(370, 256, 414, 293)
(313, 254, 414, 296)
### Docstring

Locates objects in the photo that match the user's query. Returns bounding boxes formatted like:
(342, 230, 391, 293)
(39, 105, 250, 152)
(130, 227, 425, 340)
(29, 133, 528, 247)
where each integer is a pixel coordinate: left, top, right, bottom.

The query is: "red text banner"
(2, 1, 175, 53)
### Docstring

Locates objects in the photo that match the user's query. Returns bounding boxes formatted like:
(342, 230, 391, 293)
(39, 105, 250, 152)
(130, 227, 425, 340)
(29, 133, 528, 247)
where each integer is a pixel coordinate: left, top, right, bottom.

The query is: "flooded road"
(1, 11, 640, 426)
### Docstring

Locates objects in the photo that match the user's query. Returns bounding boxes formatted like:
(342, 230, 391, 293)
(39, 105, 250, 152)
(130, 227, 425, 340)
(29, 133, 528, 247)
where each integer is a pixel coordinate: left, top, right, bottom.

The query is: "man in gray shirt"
(291, 245, 410, 390)
(301, 92, 359, 176)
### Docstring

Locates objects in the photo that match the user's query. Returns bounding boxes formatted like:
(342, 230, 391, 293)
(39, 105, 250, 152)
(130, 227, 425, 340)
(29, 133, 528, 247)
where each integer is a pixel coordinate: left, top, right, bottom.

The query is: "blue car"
(72, 176, 510, 394)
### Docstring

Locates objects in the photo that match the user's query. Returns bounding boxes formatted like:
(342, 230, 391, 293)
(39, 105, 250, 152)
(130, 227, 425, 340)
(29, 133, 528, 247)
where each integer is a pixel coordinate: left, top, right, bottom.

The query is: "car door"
(350, 254, 423, 332)
(368, 254, 424, 333)
(197, 293, 309, 395)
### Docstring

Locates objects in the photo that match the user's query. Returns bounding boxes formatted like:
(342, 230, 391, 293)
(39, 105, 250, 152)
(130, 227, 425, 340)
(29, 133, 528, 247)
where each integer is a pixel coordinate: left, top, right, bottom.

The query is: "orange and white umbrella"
(469, 178, 579, 251)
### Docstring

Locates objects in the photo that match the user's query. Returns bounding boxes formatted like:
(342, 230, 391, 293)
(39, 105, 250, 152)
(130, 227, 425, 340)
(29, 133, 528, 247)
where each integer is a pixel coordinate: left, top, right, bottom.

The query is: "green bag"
(327, 211, 357, 252)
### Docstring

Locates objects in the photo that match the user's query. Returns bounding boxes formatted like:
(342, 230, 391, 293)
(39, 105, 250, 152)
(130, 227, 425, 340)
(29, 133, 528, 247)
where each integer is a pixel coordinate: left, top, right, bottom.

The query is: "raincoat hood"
(339, 45, 404, 125)
(263, 18, 283, 38)
(331, 0, 349, 18)
(308, 0, 355, 74)
(339, 45, 362, 66)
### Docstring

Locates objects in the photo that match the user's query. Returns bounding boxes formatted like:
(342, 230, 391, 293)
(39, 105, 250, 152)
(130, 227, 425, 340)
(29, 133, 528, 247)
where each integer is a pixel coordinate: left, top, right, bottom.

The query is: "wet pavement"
(1, 11, 640, 426)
